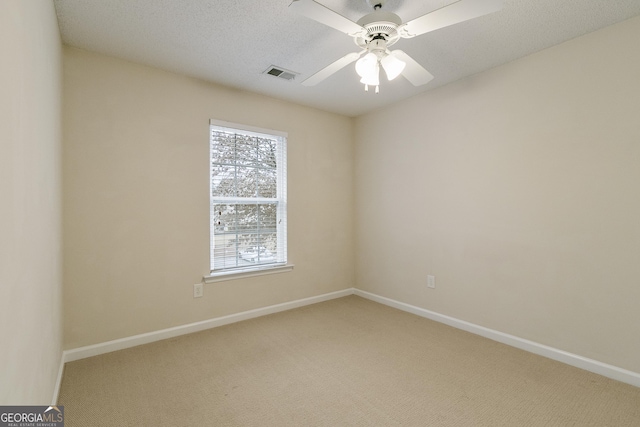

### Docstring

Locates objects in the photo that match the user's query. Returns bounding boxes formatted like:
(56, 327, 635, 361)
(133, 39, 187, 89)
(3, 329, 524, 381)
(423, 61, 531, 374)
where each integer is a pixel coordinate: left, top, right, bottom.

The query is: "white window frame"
(205, 119, 291, 282)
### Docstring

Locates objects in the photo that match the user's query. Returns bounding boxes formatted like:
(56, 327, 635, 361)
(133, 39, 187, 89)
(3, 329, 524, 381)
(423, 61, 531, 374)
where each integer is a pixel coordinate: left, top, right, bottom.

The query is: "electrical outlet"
(193, 283, 203, 298)
(427, 275, 436, 289)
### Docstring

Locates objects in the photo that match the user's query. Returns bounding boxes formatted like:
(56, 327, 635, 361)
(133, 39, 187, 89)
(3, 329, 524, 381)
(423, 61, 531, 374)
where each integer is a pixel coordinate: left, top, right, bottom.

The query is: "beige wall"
(62, 47, 355, 349)
(0, 1, 63, 404)
(58, 5, 640, 379)
(355, 16, 640, 372)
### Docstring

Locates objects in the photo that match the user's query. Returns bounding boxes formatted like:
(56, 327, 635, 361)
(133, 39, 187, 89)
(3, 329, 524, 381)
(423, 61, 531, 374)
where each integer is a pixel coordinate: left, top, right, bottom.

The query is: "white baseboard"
(56, 286, 639, 394)
(63, 288, 353, 363)
(52, 352, 65, 405)
(354, 289, 640, 388)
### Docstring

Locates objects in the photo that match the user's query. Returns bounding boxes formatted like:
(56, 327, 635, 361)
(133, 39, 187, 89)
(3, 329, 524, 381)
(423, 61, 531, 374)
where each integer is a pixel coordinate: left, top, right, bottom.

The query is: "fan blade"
(399, 0, 502, 38)
(391, 50, 434, 86)
(302, 52, 363, 86)
(290, 0, 366, 37)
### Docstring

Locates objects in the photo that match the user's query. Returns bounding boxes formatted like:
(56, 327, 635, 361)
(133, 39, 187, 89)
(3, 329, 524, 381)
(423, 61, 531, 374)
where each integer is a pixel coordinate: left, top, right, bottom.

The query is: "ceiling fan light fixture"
(355, 52, 377, 78)
(356, 52, 381, 92)
(381, 53, 405, 81)
(359, 61, 379, 87)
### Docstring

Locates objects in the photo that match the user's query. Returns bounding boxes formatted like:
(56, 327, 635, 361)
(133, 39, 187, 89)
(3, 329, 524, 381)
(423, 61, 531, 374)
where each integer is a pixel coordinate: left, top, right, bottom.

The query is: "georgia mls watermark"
(0, 406, 63, 427)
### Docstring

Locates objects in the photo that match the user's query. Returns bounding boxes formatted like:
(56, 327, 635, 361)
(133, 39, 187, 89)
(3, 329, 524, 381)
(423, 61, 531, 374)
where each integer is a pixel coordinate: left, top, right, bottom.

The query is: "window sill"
(203, 264, 294, 284)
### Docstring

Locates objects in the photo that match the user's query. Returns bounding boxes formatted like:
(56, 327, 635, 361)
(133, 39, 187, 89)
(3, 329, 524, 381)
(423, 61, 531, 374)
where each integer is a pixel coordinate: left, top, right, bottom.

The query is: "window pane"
(211, 132, 237, 198)
(212, 232, 240, 270)
(211, 132, 236, 165)
(256, 168, 276, 198)
(211, 165, 236, 197)
(235, 167, 257, 198)
(235, 204, 258, 233)
(235, 135, 258, 167)
(257, 138, 277, 169)
(213, 203, 258, 233)
(258, 203, 277, 232)
(212, 203, 232, 233)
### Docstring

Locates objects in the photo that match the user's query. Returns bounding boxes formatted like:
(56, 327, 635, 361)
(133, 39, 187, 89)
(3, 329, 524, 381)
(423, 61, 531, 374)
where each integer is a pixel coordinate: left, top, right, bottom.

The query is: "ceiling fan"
(290, 0, 502, 92)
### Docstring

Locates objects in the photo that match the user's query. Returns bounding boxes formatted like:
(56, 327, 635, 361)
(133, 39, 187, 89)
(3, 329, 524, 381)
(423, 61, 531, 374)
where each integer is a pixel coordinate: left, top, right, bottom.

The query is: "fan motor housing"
(355, 11, 402, 49)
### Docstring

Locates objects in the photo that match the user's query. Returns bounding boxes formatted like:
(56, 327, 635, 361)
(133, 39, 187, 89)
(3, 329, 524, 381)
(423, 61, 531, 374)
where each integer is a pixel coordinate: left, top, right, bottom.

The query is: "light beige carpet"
(58, 295, 640, 426)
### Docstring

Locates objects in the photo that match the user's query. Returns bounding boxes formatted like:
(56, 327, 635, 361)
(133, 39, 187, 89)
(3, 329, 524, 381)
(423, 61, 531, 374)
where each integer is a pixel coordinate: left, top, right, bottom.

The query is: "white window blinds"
(209, 120, 287, 274)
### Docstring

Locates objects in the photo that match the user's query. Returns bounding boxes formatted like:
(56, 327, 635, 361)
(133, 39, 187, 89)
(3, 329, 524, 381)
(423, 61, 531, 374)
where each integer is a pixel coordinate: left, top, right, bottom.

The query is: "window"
(209, 119, 287, 276)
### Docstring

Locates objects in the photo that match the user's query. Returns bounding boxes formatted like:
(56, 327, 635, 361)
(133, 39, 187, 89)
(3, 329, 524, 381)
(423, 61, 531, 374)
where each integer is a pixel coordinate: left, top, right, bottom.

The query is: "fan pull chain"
(363, 84, 380, 93)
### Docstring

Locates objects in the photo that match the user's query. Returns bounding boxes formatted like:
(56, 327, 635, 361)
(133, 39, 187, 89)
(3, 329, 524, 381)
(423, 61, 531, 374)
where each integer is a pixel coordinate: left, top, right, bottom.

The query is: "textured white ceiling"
(54, 0, 640, 117)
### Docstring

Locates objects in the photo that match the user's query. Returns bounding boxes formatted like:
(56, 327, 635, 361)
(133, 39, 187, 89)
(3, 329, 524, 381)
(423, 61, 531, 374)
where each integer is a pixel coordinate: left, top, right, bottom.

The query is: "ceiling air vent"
(264, 66, 298, 81)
